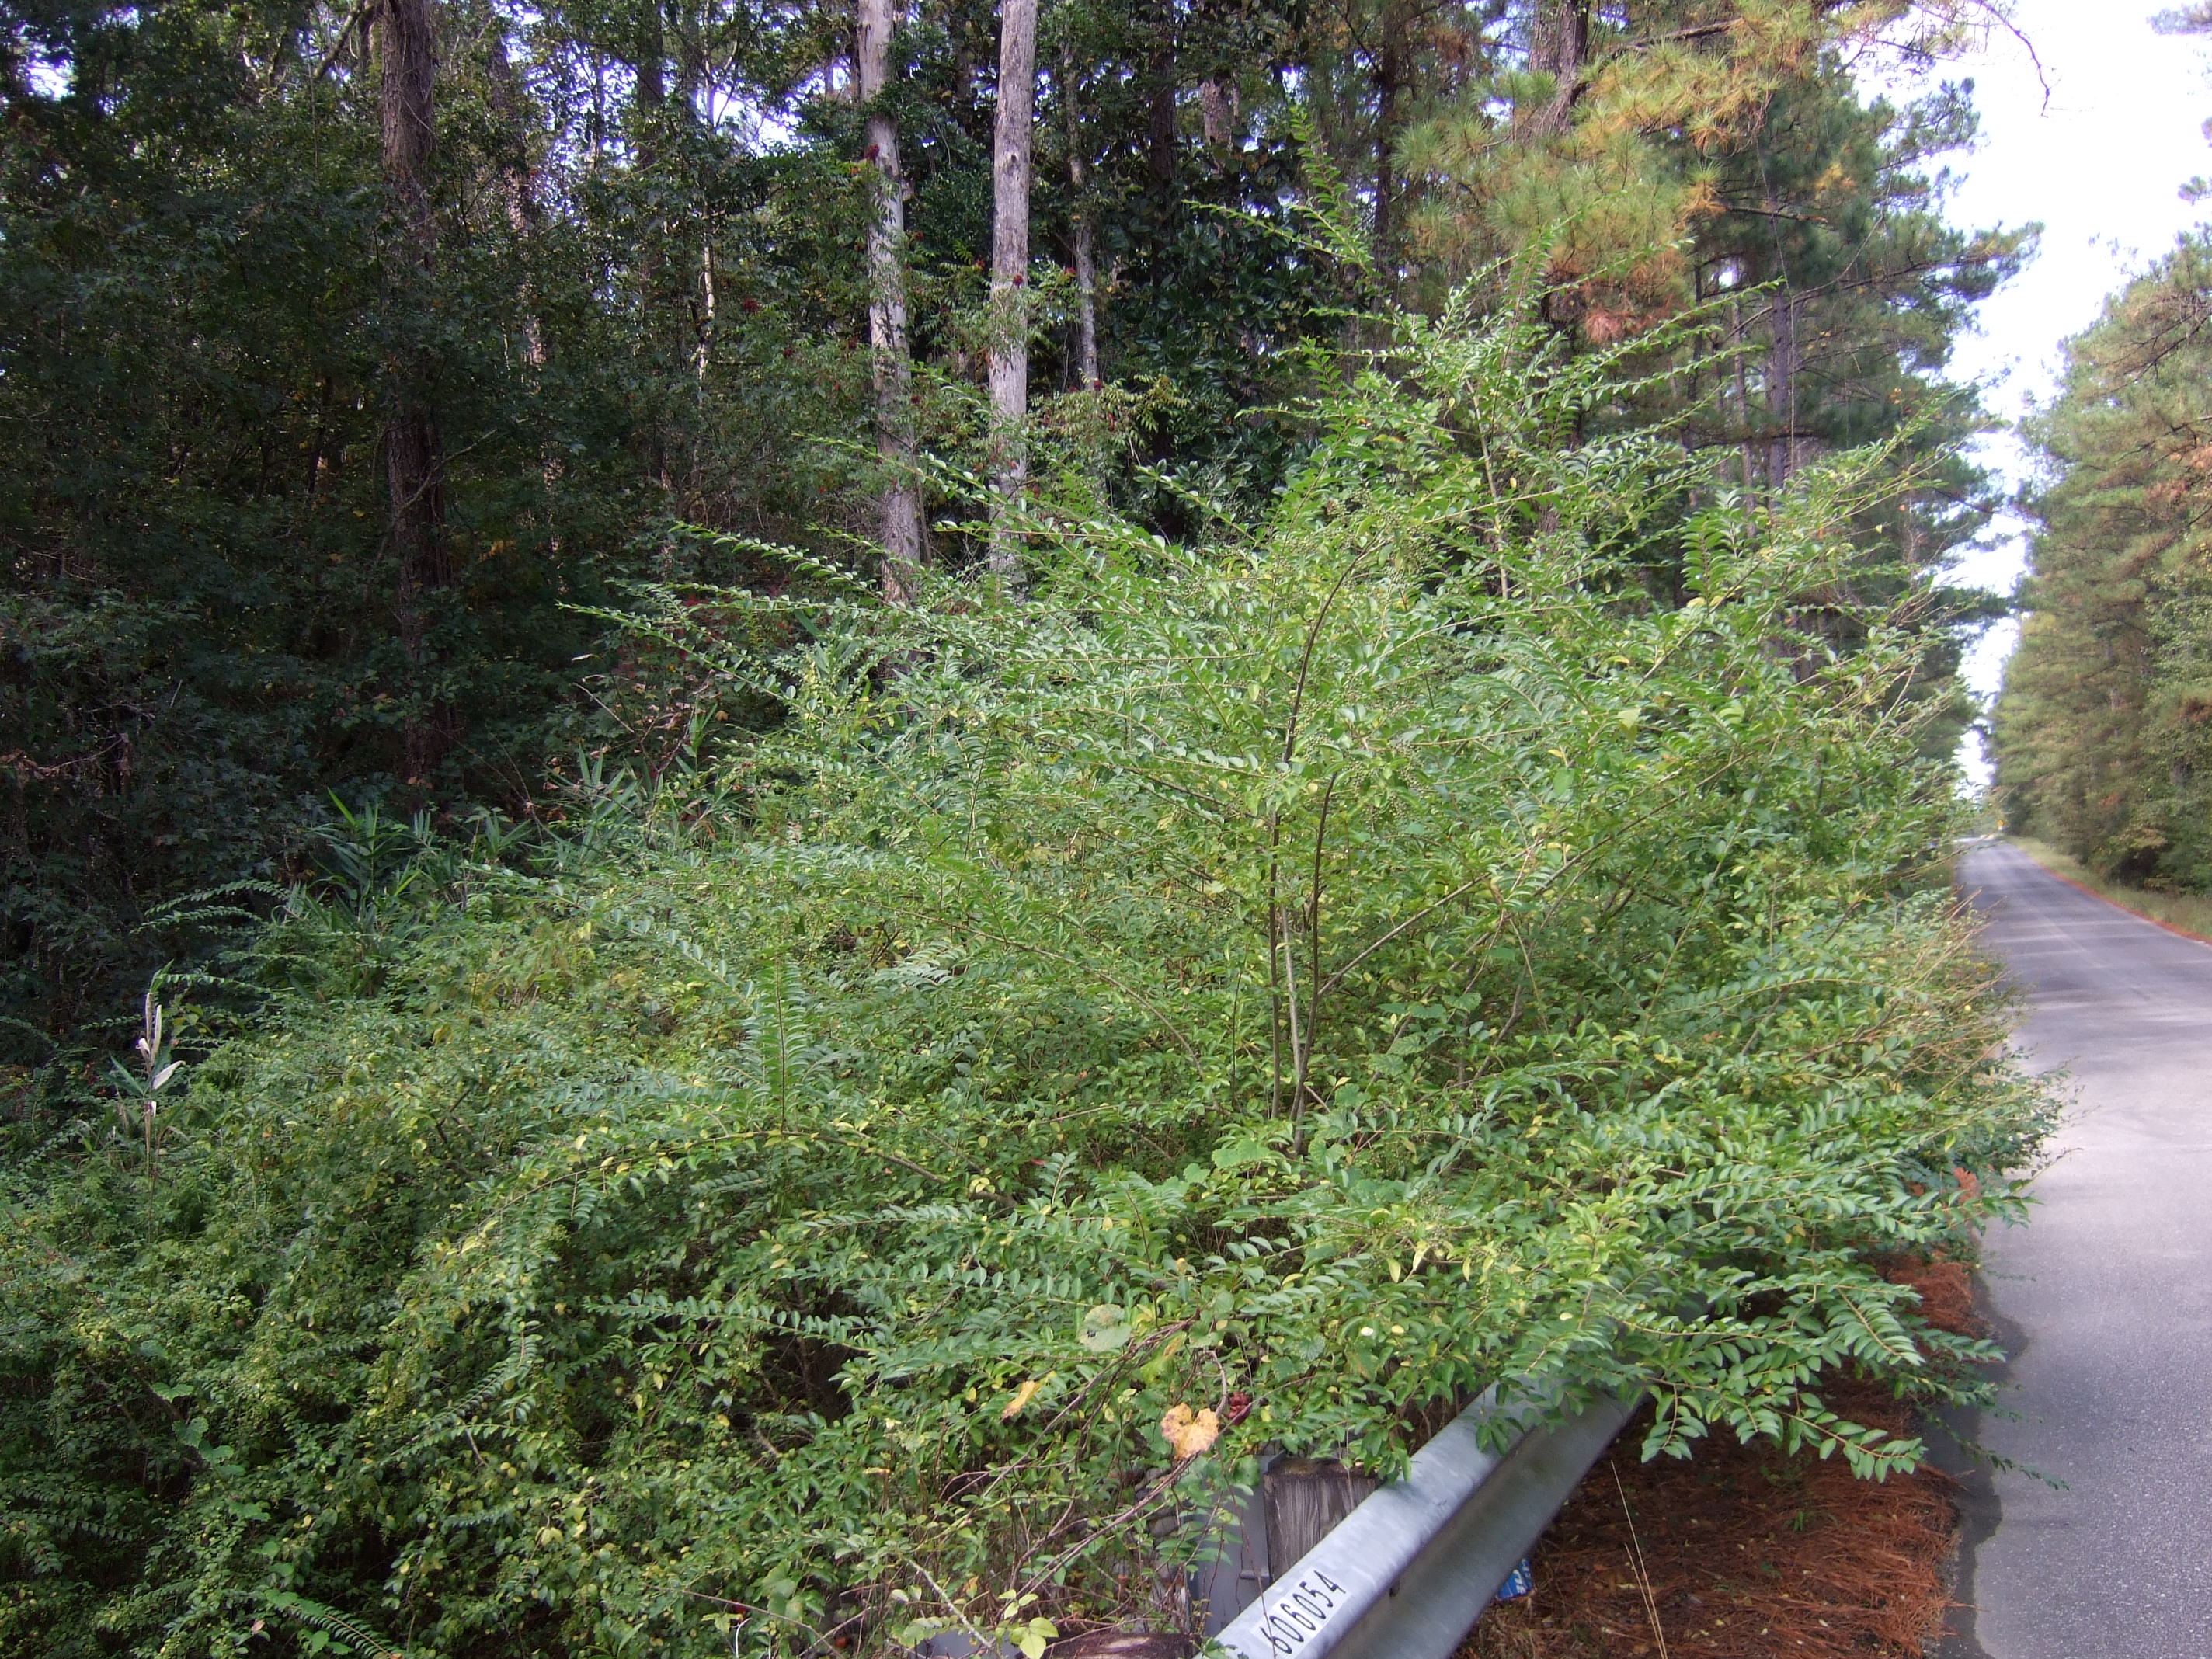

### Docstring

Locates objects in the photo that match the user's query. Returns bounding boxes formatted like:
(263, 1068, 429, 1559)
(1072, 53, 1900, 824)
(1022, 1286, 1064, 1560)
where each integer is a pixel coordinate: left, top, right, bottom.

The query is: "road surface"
(1948, 842, 2212, 1658)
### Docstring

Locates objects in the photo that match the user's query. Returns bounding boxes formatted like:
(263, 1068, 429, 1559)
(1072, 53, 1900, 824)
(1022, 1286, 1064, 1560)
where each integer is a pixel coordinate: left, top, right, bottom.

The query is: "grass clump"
(0, 304, 2050, 1658)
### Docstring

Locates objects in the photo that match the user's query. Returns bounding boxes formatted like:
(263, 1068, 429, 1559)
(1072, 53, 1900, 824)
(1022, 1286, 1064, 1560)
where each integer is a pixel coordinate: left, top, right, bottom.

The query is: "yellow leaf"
(1159, 1402, 1221, 1459)
(1001, 1379, 1044, 1421)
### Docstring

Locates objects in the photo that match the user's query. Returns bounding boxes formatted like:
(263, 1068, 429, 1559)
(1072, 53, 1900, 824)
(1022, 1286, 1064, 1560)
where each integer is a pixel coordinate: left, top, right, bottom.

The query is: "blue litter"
(1494, 1557, 1534, 1602)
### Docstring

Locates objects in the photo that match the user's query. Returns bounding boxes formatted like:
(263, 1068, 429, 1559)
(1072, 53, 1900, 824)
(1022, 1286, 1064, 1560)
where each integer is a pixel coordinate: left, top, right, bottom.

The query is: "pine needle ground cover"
(1468, 1257, 1980, 1659)
(0, 312, 2050, 1658)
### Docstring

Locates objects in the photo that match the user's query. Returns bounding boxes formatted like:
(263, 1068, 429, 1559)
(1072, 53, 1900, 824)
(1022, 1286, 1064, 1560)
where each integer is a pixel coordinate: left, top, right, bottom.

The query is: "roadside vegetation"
(1995, 11, 2212, 885)
(1992, 231, 2212, 881)
(0, 2, 2062, 1655)
(0, 307, 2052, 1656)
(2002, 837, 2212, 940)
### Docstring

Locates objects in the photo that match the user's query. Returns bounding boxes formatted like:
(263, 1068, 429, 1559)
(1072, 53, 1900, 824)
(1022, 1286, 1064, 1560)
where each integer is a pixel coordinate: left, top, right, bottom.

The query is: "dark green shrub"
(0, 304, 2049, 1658)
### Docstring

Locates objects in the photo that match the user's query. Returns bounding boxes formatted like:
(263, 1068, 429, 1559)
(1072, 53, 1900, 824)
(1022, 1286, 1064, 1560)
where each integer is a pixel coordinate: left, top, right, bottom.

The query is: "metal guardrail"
(1206, 1386, 1640, 1659)
(918, 1386, 1636, 1659)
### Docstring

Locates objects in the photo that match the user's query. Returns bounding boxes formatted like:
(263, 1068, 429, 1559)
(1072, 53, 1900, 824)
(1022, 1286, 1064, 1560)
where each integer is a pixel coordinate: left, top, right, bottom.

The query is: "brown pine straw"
(1466, 1258, 1977, 1659)
(1612, 1462, 1671, 1659)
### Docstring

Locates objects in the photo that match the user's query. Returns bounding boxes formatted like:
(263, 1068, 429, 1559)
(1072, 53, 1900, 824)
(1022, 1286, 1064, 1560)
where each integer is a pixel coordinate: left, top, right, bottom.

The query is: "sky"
(1876, 2, 2212, 776)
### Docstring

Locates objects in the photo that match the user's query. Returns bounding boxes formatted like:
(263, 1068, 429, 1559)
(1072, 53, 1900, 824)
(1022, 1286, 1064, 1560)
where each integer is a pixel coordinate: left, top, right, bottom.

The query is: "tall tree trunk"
(857, 0, 923, 603)
(1146, 35, 1177, 186)
(1527, 0, 1588, 136)
(485, 23, 563, 568)
(377, 0, 451, 784)
(633, 0, 674, 499)
(1062, 47, 1099, 391)
(633, 2, 665, 120)
(1372, 2, 1402, 276)
(1198, 78, 1232, 150)
(986, 0, 1037, 589)
(1766, 290, 1799, 489)
(485, 26, 544, 367)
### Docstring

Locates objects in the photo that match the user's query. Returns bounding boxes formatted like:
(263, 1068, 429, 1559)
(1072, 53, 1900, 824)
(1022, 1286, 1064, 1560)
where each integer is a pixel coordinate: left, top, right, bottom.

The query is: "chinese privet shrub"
(0, 304, 2049, 1659)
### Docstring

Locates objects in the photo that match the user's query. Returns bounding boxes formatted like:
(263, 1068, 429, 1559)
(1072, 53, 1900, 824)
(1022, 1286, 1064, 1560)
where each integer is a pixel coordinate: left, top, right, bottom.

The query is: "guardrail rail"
(1205, 1386, 1640, 1659)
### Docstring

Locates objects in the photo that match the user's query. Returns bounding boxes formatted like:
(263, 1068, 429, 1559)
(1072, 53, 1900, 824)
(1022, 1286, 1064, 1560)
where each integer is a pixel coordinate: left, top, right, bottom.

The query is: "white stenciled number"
(1259, 1567, 1353, 1654)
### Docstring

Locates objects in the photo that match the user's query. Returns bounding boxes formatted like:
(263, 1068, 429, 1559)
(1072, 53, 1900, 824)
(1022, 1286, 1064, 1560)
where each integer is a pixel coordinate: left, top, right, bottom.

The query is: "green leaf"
(1079, 1305, 1132, 1351)
(1210, 1139, 1278, 1170)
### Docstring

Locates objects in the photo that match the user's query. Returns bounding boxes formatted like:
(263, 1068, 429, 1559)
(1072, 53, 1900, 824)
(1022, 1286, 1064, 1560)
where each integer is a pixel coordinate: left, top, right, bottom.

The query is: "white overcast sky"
(1874, 1, 2212, 774)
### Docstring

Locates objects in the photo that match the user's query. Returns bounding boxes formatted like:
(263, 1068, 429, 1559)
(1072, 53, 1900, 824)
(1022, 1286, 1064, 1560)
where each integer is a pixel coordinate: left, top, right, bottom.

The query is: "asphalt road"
(1947, 842, 2212, 1659)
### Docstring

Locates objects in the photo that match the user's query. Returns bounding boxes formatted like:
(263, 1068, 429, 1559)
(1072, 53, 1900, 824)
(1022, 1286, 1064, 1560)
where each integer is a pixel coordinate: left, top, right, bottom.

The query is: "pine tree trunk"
(1061, 47, 1100, 390)
(857, 0, 924, 603)
(1527, 0, 1589, 135)
(377, 0, 452, 783)
(1766, 289, 1799, 488)
(986, 0, 1037, 589)
(1372, 2, 1401, 275)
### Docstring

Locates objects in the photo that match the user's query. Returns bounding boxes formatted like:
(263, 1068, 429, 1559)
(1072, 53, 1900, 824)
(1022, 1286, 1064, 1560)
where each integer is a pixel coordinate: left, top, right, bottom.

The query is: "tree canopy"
(1996, 240, 2212, 880)
(2, 0, 2021, 1049)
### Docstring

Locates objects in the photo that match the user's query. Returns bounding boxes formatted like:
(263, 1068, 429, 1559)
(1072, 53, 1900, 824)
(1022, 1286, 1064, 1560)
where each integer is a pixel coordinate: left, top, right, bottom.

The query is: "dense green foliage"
(1, 0, 2020, 1052)
(0, 308, 2049, 1657)
(0, 0, 2054, 1652)
(1995, 235, 2212, 880)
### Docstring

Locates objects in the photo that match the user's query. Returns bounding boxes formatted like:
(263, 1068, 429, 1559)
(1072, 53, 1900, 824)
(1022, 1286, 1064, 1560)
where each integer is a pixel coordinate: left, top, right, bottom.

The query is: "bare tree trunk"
(986, 0, 1037, 589)
(377, 0, 451, 784)
(1062, 47, 1099, 391)
(1527, 0, 1589, 135)
(632, 0, 675, 500)
(1766, 289, 1799, 489)
(1071, 217, 1098, 389)
(857, 0, 923, 603)
(485, 26, 544, 367)
(697, 240, 715, 384)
